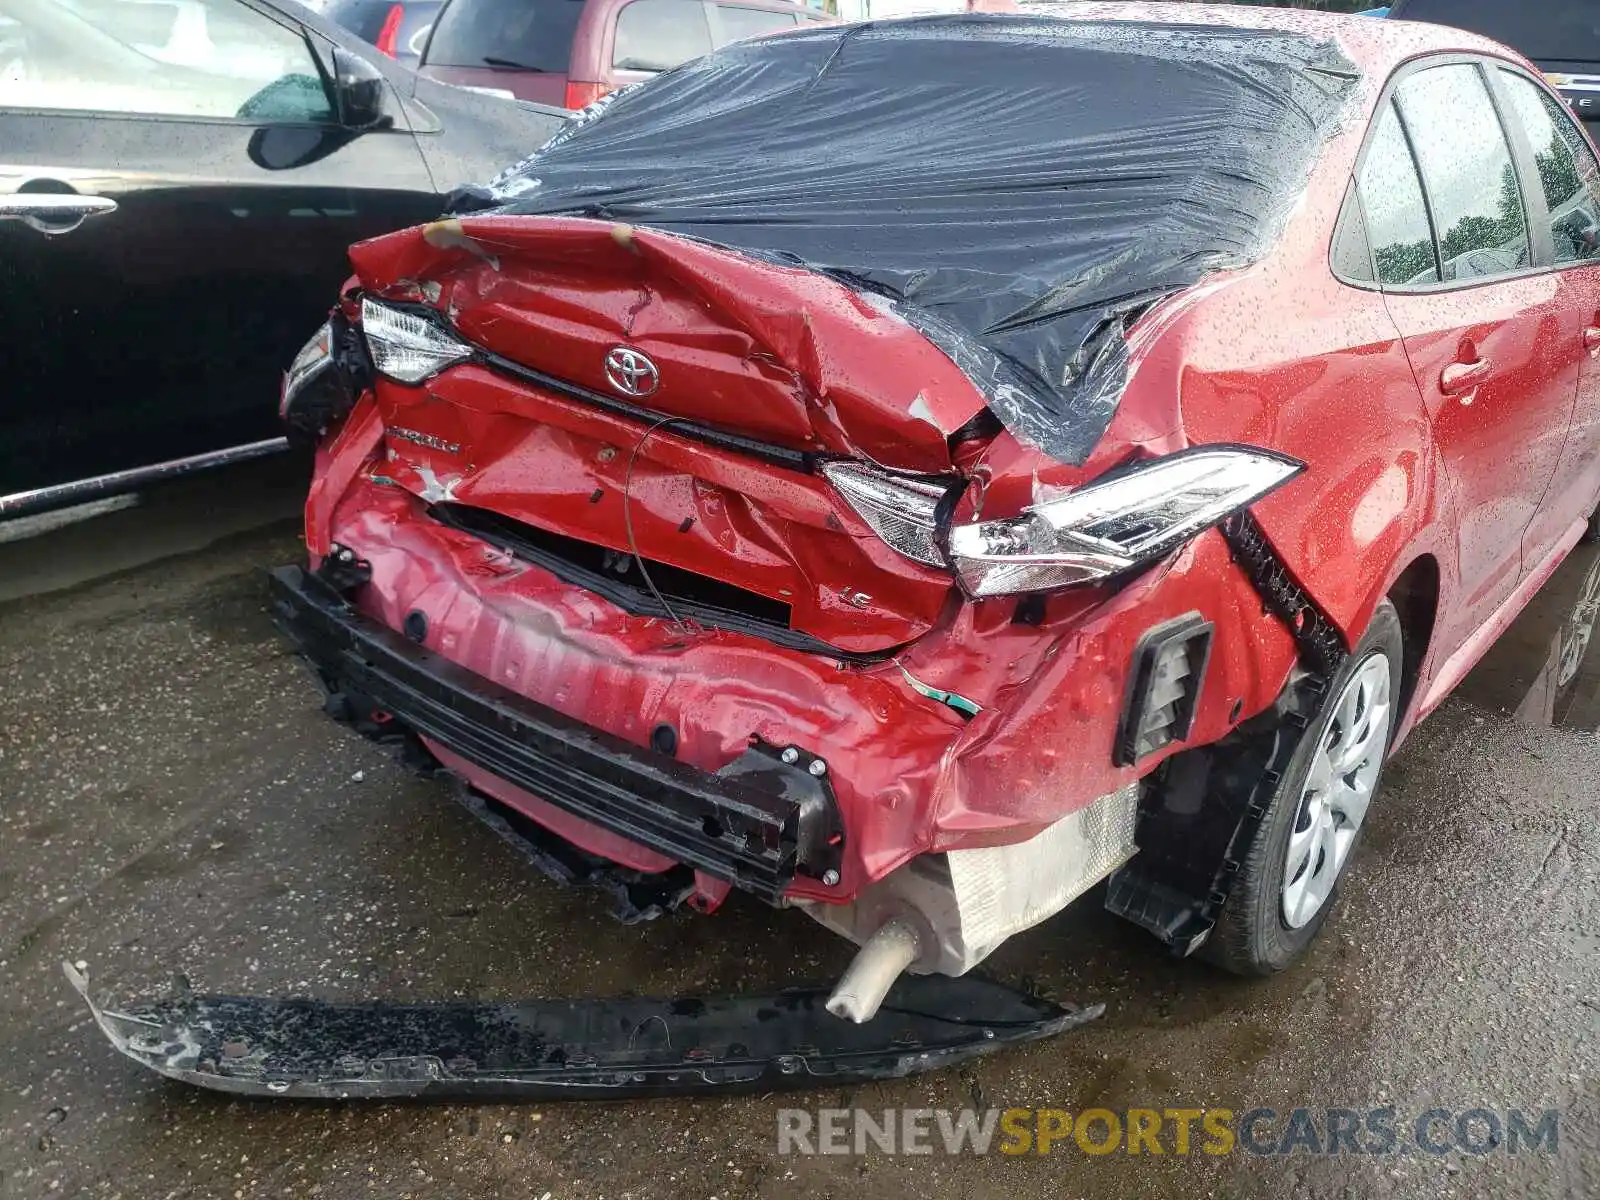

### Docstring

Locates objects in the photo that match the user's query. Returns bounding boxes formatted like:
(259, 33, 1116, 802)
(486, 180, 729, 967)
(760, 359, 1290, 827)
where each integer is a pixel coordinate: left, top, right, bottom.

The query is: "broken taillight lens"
(360, 297, 472, 385)
(820, 460, 958, 567)
(947, 447, 1303, 597)
(281, 320, 333, 419)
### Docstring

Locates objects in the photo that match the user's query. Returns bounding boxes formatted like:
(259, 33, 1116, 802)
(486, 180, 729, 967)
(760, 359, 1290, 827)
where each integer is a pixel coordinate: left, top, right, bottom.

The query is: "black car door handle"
(0, 192, 118, 236)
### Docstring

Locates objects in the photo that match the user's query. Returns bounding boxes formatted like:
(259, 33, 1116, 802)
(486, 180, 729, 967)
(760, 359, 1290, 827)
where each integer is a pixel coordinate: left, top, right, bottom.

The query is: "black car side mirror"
(331, 48, 389, 129)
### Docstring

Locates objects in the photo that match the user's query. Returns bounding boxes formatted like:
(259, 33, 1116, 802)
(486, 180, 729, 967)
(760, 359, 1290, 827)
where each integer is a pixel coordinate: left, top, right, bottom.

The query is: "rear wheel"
(1582, 506, 1600, 544)
(1203, 599, 1403, 975)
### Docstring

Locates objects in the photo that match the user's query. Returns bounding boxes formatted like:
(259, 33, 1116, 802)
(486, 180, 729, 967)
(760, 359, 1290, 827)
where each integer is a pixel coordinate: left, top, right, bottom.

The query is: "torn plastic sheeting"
(452, 14, 1356, 465)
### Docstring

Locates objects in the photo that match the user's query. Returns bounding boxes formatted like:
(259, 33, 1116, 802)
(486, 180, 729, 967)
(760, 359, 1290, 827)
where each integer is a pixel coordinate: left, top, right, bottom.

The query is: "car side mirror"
(331, 48, 388, 129)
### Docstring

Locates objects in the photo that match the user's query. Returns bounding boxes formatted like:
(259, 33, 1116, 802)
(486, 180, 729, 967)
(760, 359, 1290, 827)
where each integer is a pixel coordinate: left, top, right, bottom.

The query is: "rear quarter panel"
(1155, 84, 1459, 715)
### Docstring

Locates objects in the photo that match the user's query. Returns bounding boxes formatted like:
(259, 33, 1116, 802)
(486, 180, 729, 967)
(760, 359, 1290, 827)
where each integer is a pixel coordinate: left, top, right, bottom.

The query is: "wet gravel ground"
(0, 466, 1596, 1199)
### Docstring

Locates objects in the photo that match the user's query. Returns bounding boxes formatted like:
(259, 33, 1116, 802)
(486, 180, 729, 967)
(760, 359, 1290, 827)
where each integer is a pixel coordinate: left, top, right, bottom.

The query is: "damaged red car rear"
(276, 3, 1600, 1024)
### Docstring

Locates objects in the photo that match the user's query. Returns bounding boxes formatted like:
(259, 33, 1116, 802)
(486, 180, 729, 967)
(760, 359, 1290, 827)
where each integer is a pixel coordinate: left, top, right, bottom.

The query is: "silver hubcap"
(1281, 653, 1393, 929)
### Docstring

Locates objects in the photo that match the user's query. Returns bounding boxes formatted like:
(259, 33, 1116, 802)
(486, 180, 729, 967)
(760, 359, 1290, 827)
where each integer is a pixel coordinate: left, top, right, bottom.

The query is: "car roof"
(1019, 1, 1529, 76)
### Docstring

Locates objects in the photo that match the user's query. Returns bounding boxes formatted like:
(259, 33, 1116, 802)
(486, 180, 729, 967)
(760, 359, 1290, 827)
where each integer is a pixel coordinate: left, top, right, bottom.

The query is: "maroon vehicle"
(417, 0, 832, 108)
(78, 4, 1600, 1097)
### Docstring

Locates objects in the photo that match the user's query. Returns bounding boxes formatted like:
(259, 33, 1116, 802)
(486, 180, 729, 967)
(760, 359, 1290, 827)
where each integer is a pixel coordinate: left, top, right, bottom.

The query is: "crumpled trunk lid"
(346, 216, 992, 654)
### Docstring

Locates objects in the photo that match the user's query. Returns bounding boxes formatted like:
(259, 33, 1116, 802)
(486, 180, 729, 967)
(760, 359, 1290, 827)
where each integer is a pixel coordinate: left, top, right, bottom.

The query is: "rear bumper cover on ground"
(67, 965, 1099, 1099)
(268, 563, 844, 902)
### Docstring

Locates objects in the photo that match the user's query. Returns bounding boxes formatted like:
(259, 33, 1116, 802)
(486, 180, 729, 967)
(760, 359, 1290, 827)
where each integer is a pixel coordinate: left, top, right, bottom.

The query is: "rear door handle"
(0, 193, 118, 236)
(1585, 326, 1600, 355)
(1440, 357, 1492, 396)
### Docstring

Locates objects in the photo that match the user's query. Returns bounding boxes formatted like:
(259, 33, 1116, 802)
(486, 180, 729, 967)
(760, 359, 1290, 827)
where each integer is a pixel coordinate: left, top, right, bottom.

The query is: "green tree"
(1536, 131, 1582, 207)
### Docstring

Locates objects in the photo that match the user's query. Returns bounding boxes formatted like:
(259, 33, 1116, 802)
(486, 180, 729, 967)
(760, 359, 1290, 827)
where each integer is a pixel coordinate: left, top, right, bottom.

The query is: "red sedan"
(278, 3, 1600, 1022)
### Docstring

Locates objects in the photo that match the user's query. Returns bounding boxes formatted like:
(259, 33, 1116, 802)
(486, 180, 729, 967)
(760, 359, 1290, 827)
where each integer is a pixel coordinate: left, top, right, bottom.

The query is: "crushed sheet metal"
(65, 963, 1100, 1099)
(453, 14, 1356, 464)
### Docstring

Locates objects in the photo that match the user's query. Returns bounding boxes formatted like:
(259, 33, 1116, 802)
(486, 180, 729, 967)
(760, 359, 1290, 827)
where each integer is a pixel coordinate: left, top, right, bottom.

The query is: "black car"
(1387, 0, 1600, 124)
(0, 0, 565, 519)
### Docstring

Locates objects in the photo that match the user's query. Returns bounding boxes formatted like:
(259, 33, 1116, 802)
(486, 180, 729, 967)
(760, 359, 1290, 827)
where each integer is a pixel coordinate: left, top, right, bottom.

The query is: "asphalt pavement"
(0, 459, 1595, 1199)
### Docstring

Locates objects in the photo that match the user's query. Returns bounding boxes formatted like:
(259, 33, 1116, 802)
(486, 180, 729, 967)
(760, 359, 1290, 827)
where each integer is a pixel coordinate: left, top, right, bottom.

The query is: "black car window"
(1358, 99, 1440, 286)
(1389, 0, 1600, 66)
(424, 0, 583, 71)
(1498, 69, 1600, 264)
(0, 0, 333, 120)
(712, 5, 797, 48)
(324, 0, 439, 61)
(323, 0, 395, 44)
(1396, 63, 1530, 283)
(614, 0, 712, 71)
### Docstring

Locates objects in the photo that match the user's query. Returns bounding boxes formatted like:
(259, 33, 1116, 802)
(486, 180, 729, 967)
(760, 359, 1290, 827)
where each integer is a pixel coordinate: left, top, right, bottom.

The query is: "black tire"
(1581, 507, 1600, 545)
(1202, 599, 1404, 976)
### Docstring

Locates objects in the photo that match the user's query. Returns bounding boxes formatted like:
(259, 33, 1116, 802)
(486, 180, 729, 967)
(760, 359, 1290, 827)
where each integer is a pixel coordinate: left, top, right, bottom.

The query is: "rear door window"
(613, 0, 712, 71)
(711, 5, 798, 47)
(1497, 69, 1600, 264)
(1396, 62, 1530, 282)
(1358, 100, 1440, 286)
(424, 0, 584, 70)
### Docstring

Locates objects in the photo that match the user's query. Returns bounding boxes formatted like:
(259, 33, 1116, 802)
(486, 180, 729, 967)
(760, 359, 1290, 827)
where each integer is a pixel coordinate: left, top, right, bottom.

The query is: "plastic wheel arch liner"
(448, 13, 1357, 466)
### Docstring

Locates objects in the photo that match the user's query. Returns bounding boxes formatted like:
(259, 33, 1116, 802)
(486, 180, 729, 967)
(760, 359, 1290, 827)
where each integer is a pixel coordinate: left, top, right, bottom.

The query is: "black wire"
(622, 416, 699, 636)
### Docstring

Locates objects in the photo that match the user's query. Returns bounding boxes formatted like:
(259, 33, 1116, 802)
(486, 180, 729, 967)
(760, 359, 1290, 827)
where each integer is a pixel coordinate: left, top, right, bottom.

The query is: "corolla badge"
(387, 426, 460, 455)
(604, 346, 660, 398)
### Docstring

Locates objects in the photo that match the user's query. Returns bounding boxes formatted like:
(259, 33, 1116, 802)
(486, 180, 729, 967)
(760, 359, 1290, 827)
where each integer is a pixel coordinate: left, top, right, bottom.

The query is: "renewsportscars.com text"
(776, 1107, 1560, 1157)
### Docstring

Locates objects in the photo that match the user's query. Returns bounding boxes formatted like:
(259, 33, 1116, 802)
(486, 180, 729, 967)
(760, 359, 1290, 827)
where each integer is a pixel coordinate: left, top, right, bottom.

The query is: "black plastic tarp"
(453, 13, 1356, 465)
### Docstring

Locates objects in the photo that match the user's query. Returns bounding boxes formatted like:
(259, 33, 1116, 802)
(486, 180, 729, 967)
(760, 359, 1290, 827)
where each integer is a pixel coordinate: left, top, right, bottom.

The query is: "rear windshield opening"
(424, 0, 584, 71)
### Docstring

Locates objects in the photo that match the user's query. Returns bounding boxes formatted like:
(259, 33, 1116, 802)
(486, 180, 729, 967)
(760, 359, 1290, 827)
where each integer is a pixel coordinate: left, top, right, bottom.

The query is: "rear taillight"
(947, 447, 1304, 596)
(820, 461, 957, 567)
(563, 80, 611, 110)
(374, 3, 404, 57)
(825, 448, 1304, 597)
(360, 297, 472, 384)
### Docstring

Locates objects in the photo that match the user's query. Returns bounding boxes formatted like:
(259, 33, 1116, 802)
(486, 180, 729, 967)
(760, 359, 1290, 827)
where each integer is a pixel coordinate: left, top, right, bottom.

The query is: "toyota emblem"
(604, 346, 660, 398)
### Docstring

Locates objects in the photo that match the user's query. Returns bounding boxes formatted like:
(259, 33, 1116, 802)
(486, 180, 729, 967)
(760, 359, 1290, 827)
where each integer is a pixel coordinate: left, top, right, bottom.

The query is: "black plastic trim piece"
(68, 965, 1101, 1100)
(1112, 612, 1214, 767)
(1221, 509, 1348, 675)
(1108, 508, 1347, 951)
(452, 784, 695, 925)
(269, 564, 844, 898)
(1105, 671, 1329, 955)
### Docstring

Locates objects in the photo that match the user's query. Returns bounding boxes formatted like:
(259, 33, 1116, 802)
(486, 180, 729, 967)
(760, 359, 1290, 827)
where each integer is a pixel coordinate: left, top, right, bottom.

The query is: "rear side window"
(1358, 101, 1439, 286)
(424, 0, 583, 71)
(613, 0, 712, 71)
(1331, 180, 1376, 283)
(712, 6, 798, 46)
(1396, 63, 1530, 282)
(1498, 69, 1600, 264)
